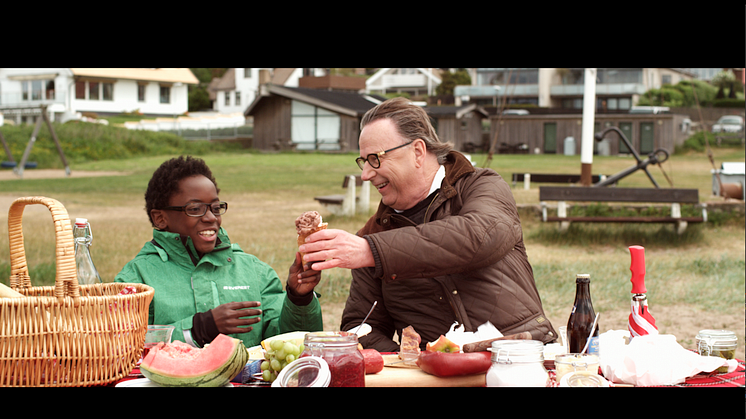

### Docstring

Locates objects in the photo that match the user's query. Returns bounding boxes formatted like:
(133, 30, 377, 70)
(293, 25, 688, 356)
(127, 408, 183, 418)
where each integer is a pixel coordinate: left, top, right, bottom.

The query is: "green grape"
(270, 358, 282, 372)
(283, 342, 298, 356)
(275, 349, 286, 360)
(270, 339, 284, 351)
(260, 360, 269, 371)
(285, 354, 295, 364)
(262, 369, 272, 382)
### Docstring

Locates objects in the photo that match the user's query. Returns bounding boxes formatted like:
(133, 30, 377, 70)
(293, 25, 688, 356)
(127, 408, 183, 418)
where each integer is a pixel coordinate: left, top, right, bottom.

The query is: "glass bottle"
(301, 331, 365, 387)
(74, 218, 102, 285)
(566, 274, 599, 355)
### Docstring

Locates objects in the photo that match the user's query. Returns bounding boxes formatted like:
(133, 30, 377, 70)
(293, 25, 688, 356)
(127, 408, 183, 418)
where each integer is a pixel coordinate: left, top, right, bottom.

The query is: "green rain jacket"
(115, 228, 323, 349)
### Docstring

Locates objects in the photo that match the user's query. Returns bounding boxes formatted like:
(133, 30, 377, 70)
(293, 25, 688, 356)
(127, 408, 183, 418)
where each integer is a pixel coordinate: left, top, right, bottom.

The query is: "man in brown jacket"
(299, 97, 557, 352)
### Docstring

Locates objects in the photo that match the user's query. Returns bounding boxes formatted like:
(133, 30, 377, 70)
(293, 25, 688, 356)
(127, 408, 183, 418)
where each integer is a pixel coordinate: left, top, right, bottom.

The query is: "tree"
(436, 69, 471, 96)
(187, 68, 228, 112)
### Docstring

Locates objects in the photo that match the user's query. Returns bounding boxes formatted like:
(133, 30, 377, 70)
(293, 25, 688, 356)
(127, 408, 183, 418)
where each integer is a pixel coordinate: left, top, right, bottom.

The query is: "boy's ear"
(150, 209, 168, 230)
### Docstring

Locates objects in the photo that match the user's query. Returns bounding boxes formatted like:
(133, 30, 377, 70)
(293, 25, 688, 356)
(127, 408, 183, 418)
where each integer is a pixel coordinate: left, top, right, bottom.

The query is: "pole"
(580, 68, 597, 186)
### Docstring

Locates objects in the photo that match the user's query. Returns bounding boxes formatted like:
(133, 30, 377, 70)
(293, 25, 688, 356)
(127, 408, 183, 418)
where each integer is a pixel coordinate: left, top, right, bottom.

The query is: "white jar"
(486, 340, 549, 387)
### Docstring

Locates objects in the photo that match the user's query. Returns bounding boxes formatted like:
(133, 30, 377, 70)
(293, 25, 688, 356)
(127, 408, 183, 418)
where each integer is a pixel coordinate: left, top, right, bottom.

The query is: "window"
(31, 80, 42, 100)
(225, 91, 230, 106)
(478, 68, 538, 85)
(160, 86, 170, 104)
(661, 74, 671, 85)
(76, 81, 86, 99)
(138, 84, 146, 102)
(235, 91, 241, 106)
(244, 68, 252, 78)
(103, 82, 113, 101)
(22, 82, 29, 100)
(291, 100, 341, 151)
(89, 82, 99, 100)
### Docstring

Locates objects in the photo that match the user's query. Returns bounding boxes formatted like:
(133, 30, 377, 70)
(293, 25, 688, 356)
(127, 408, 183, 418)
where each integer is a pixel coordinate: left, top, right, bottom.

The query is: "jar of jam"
(301, 331, 365, 387)
(486, 340, 549, 387)
(696, 329, 737, 373)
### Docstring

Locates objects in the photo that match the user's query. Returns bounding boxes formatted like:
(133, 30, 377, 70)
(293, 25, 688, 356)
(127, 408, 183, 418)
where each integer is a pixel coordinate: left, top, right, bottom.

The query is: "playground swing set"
(0, 105, 70, 178)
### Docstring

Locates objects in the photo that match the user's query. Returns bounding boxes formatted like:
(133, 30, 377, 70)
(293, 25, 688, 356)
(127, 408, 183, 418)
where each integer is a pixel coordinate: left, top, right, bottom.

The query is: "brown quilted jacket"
(340, 151, 557, 352)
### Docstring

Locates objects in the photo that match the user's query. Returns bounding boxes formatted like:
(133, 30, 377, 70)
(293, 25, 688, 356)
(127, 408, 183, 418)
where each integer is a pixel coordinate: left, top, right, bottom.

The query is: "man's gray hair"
(361, 97, 453, 164)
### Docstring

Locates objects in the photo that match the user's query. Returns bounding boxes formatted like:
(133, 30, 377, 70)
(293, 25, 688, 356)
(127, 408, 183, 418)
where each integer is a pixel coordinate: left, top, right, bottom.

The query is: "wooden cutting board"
(364, 354, 486, 387)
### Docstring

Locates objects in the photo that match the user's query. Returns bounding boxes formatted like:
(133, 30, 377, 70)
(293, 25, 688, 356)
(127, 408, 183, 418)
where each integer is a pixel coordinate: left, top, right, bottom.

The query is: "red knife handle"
(629, 245, 646, 294)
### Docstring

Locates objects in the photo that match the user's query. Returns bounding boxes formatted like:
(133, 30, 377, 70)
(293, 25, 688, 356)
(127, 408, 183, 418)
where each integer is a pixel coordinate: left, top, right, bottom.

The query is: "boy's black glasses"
(163, 201, 228, 217)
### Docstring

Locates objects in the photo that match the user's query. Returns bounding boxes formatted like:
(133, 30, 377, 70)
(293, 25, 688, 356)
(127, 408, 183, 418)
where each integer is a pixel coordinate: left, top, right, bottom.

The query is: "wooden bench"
(511, 173, 609, 189)
(539, 186, 707, 234)
(314, 175, 370, 216)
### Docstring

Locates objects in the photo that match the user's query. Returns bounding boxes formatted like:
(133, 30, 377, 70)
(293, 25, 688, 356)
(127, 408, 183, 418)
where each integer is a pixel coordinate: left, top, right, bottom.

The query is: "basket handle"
(7, 196, 81, 303)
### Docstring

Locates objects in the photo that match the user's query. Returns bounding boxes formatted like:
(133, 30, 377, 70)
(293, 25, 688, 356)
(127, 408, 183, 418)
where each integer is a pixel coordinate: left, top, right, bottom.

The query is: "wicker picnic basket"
(0, 196, 154, 387)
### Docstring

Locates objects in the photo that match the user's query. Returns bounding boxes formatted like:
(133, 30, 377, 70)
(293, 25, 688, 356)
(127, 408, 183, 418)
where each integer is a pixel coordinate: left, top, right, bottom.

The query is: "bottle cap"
(575, 273, 590, 283)
(75, 218, 88, 226)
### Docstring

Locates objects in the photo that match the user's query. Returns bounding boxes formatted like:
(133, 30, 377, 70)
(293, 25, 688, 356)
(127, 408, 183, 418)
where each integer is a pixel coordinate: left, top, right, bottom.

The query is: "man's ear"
(412, 138, 427, 167)
(150, 209, 168, 230)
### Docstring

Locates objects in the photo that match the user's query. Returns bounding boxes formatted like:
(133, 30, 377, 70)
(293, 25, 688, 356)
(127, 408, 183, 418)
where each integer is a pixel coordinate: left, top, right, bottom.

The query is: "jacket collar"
(148, 228, 233, 266)
(361, 151, 475, 235)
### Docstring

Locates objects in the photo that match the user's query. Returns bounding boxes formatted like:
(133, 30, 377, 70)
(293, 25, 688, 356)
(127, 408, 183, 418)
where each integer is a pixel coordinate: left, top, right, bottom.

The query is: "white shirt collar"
(429, 165, 446, 196)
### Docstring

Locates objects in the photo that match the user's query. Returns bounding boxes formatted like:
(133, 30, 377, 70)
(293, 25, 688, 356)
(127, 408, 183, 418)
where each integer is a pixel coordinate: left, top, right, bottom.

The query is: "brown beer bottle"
(566, 274, 599, 355)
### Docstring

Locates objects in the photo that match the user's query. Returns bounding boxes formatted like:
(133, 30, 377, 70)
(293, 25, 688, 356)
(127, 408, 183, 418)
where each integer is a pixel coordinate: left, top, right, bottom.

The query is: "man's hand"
(297, 228, 375, 271)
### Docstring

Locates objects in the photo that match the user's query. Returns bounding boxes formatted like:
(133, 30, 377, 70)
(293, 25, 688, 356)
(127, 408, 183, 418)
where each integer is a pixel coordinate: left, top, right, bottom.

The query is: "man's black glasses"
(355, 141, 413, 170)
(163, 201, 228, 217)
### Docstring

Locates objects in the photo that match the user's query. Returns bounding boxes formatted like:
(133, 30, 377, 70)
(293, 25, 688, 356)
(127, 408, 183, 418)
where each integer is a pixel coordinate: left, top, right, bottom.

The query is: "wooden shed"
(245, 84, 381, 151)
(426, 104, 489, 152)
(489, 112, 691, 156)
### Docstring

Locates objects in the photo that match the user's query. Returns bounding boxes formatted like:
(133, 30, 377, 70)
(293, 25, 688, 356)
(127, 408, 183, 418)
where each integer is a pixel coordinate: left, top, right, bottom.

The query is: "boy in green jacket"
(116, 156, 323, 349)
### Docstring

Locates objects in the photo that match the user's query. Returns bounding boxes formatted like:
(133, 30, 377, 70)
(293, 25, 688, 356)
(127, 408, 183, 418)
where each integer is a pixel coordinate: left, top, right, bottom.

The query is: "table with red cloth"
(111, 356, 745, 387)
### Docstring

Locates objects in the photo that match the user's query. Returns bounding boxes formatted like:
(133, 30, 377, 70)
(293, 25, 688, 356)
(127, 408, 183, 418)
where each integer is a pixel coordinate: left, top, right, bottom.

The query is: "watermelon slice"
(140, 334, 248, 387)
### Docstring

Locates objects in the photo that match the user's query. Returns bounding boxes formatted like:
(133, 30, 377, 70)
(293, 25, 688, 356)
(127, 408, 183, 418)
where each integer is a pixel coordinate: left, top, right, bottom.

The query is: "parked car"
(712, 115, 744, 133)
(629, 106, 670, 114)
(502, 109, 529, 115)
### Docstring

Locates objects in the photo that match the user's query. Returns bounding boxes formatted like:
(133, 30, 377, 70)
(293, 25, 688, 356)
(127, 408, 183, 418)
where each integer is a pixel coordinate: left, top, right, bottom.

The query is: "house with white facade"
(365, 68, 442, 97)
(454, 68, 696, 110)
(210, 68, 327, 115)
(0, 68, 198, 125)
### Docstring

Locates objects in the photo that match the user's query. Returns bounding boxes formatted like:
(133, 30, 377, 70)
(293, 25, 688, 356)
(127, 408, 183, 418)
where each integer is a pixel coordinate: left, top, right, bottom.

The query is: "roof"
(245, 84, 383, 117)
(366, 68, 442, 86)
(211, 68, 235, 91)
(69, 68, 199, 84)
(425, 103, 489, 119)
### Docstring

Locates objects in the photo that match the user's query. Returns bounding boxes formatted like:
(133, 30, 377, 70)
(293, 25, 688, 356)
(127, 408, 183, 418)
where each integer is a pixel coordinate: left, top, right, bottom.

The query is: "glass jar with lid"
(696, 329, 737, 373)
(486, 340, 549, 387)
(554, 353, 599, 382)
(301, 331, 365, 387)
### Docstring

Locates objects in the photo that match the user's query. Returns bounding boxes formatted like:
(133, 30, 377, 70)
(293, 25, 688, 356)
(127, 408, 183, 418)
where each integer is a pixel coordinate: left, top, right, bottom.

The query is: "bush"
(713, 98, 745, 108)
(0, 122, 247, 168)
(676, 130, 745, 153)
(638, 79, 717, 108)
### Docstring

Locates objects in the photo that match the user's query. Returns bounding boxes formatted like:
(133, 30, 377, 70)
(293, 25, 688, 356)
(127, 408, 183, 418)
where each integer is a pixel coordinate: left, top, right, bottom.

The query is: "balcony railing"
(0, 91, 67, 109)
(381, 74, 426, 88)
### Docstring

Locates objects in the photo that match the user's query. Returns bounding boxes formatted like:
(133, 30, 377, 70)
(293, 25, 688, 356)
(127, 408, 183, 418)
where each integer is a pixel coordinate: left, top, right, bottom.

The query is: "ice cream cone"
(295, 211, 328, 270)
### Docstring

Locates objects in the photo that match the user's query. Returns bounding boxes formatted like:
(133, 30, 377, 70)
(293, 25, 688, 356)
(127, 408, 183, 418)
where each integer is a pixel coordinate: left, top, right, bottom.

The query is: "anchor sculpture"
(593, 127, 670, 188)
